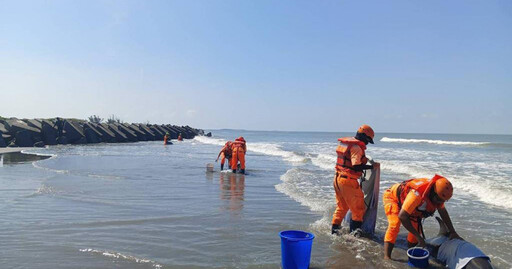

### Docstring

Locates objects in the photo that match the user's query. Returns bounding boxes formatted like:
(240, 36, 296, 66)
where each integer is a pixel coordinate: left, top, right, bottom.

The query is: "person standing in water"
(216, 141, 233, 170)
(332, 124, 379, 236)
(383, 175, 462, 260)
(178, 133, 183, 141)
(231, 137, 246, 174)
(164, 132, 170, 145)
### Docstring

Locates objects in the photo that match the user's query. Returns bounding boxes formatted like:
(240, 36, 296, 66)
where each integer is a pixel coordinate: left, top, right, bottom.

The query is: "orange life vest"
(231, 140, 246, 152)
(396, 175, 445, 219)
(335, 137, 367, 177)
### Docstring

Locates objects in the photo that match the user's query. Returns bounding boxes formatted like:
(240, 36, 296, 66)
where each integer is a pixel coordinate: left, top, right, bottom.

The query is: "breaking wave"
(382, 160, 512, 210)
(380, 137, 491, 146)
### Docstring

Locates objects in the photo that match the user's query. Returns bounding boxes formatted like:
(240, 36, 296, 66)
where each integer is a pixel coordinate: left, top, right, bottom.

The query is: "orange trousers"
(231, 147, 245, 170)
(383, 188, 420, 244)
(332, 172, 366, 225)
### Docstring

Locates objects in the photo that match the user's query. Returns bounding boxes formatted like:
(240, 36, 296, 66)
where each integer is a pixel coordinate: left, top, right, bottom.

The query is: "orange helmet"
(357, 124, 375, 144)
(434, 176, 453, 201)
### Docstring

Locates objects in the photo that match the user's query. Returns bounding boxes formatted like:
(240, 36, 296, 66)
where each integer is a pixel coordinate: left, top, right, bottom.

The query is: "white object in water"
(0, 154, 3, 167)
(206, 163, 214, 172)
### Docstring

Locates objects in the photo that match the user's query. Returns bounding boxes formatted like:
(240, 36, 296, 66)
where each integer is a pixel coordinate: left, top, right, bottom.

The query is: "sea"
(0, 130, 511, 268)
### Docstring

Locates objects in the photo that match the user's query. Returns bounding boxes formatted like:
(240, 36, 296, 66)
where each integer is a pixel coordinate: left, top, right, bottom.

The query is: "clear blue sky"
(1, 1, 511, 134)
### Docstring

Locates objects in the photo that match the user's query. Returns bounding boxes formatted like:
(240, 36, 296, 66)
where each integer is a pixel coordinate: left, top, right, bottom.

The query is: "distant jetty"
(0, 117, 209, 148)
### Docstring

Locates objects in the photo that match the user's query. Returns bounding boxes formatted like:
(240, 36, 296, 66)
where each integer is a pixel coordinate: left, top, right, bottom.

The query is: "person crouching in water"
(216, 141, 233, 170)
(231, 137, 246, 174)
(383, 175, 462, 260)
(332, 124, 378, 236)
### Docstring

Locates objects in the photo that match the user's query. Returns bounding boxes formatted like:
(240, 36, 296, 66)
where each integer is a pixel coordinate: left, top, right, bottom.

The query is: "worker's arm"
(398, 210, 426, 247)
(351, 164, 373, 171)
(215, 148, 224, 162)
(438, 206, 463, 240)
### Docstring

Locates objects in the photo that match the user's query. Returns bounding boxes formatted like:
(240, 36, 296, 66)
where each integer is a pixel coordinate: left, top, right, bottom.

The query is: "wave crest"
(380, 137, 490, 146)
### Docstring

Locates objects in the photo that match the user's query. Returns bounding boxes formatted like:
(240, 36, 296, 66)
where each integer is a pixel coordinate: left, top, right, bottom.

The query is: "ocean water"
(0, 130, 511, 268)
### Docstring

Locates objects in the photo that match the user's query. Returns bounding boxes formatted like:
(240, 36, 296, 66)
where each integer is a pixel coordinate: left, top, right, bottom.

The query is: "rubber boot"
(350, 220, 363, 237)
(331, 224, 341, 235)
(240, 169, 245, 174)
(232, 169, 236, 173)
(221, 164, 224, 170)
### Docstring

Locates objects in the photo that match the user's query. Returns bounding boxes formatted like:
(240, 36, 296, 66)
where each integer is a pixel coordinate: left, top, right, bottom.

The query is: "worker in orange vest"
(332, 124, 379, 236)
(231, 137, 247, 174)
(216, 141, 233, 170)
(383, 175, 462, 259)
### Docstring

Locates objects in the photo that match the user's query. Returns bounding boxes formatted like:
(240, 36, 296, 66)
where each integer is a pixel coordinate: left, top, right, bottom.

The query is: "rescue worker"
(231, 137, 247, 174)
(164, 132, 170, 145)
(332, 124, 378, 236)
(178, 133, 183, 141)
(383, 175, 462, 260)
(216, 141, 233, 170)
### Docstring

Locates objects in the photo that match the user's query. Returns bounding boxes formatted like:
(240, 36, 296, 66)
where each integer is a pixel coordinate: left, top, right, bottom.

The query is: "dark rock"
(105, 124, 129, 143)
(2, 133, 12, 145)
(162, 125, 178, 139)
(0, 131, 6, 147)
(24, 119, 42, 130)
(83, 123, 103, 144)
(148, 125, 164, 140)
(73, 137, 87, 144)
(138, 124, 157, 141)
(155, 125, 171, 137)
(0, 122, 9, 134)
(93, 123, 117, 143)
(41, 120, 57, 145)
(172, 126, 189, 139)
(57, 136, 68, 145)
(8, 141, 18, 147)
(206, 132, 212, 137)
(63, 120, 85, 144)
(14, 130, 34, 147)
(6, 119, 41, 135)
(33, 141, 45, 147)
(116, 124, 138, 142)
(126, 124, 148, 141)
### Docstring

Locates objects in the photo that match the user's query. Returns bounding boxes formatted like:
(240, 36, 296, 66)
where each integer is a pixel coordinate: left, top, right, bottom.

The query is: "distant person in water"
(231, 137, 246, 174)
(383, 175, 462, 260)
(332, 124, 378, 236)
(178, 133, 183, 141)
(164, 132, 171, 145)
(216, 141, 233, 170)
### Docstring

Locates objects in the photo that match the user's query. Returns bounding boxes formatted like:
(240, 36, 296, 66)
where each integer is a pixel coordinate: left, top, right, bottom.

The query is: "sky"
(1, 0, 511, 134)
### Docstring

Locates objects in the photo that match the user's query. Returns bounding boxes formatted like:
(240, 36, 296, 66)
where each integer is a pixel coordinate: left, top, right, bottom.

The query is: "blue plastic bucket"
(279, 230, 315, 269)
(407, 247, 430, 268)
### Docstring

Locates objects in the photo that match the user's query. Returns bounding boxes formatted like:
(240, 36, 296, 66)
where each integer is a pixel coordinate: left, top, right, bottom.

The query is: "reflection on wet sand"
(219, 172, 245, 213)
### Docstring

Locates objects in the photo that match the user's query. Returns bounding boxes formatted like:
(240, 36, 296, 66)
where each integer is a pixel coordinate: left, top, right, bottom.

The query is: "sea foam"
(380, 137, 490, 146)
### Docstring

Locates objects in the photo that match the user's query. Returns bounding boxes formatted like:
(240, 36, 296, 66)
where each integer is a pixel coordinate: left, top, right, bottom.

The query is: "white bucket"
(206, 163, 214, 172)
